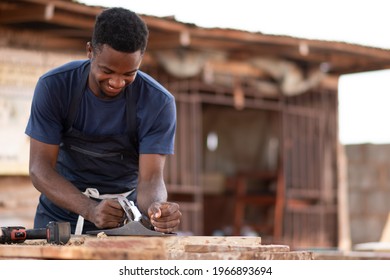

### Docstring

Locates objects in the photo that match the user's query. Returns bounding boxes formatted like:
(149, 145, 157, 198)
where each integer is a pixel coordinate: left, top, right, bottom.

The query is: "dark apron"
(34, 64, 139, 233)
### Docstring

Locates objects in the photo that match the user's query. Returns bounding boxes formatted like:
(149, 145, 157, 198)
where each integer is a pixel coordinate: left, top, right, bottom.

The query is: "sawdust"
(97, 232, 107, 238)
(66, 236, 86, 246)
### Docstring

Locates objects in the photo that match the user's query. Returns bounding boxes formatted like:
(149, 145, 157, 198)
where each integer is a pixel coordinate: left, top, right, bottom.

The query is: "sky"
(80, 0, 390, 144)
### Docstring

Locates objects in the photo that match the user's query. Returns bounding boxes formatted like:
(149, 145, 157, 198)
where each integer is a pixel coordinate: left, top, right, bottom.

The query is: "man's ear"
(86, 42, 93, 59)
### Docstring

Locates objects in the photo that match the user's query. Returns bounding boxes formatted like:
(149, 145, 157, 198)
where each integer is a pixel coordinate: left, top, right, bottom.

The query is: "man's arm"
(29, 138, 123, 229)
(136, 154, 181, 233)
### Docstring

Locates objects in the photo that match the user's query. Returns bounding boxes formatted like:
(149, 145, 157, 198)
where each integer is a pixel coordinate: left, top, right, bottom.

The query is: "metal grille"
(282, 89, 339, 248)
(146, 66, 339, 247)
(164, 89, 204, 235)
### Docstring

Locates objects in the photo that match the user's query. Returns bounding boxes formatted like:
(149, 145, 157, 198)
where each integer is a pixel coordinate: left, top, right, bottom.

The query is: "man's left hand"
(147, 202, 181, 233)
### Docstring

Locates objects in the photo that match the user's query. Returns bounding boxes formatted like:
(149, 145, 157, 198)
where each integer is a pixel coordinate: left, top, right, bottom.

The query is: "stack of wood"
(0, 235, 313, 260)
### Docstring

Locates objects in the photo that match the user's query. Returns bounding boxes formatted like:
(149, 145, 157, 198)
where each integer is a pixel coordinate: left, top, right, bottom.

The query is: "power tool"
(0, 221, 71, 245)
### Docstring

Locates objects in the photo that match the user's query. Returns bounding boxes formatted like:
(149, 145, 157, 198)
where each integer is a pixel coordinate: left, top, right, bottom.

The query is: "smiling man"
(25, 7, 181, 234)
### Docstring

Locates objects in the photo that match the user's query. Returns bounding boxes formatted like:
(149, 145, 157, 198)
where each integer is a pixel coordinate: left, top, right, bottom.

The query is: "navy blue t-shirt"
(25, 60, 176, 232)
(25, 59, 176, 180)
(26, 60, 176, 193)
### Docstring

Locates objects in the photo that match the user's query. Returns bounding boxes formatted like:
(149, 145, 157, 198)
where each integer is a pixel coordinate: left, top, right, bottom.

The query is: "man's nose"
(109, 77, 125, 88)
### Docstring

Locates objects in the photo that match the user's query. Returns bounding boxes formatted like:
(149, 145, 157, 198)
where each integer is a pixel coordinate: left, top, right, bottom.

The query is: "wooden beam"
(48, 10, 95, 29)
(0, 3, 95, 30)
(0, 4, 47, 24)
(20, 0, 102, 16)
(319, 75, 339, 91)
(205, 60, 269, 79)
(0, 27, 86, 51)
(144, 16, 190, 33)
(337, 143, 352, 251)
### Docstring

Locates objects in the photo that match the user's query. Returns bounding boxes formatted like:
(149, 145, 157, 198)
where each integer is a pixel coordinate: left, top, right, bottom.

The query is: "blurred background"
(1, 0, 390, 251)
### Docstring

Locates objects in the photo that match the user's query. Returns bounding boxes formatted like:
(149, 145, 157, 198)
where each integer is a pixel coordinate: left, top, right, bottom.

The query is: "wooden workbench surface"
(0, 235, 314, 260)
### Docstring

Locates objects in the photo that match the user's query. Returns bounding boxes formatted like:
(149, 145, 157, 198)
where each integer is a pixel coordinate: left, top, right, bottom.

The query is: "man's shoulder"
(135, 71, 174, 100)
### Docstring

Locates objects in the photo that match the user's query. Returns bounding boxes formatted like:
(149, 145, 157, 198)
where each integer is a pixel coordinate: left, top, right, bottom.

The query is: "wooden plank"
(165, 236, 263, 248)
(0, 235, 315, 260)
(0, 236, 166, 260)
(183, 244, 289, 253)
(167, 251, 313, 260)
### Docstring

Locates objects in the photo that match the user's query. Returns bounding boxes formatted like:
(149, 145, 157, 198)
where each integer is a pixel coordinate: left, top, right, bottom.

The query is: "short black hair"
(92, 7, 149, 54)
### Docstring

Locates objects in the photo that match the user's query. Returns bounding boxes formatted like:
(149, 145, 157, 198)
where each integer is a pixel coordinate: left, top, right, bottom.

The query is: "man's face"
(87, 43, 143, 99)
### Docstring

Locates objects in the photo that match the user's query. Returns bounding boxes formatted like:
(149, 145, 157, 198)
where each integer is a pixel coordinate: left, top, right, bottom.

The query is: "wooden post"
(337, 142, 351, 251)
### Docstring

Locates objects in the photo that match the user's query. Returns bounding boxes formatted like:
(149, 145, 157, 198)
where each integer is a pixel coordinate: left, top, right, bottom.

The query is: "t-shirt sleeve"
(25, 77, 64, 145)
(139, 98, 176, 155)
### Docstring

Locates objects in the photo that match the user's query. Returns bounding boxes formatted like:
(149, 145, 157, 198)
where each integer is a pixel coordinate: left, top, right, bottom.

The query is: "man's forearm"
(136, 180, 168, 215)
(30, 165, 97, 221)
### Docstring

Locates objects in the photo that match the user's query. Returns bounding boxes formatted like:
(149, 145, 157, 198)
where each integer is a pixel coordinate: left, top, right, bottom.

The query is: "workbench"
(0, 235, 314, 260)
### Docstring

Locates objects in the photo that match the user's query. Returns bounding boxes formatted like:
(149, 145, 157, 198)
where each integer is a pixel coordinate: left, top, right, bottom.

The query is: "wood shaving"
(97, 232, 107, 238)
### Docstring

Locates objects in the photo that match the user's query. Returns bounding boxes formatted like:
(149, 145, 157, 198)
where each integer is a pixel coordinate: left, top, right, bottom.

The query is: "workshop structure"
(2, 0, 390, 249)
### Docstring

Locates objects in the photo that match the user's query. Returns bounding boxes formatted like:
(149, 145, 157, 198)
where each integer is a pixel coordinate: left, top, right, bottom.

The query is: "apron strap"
(125, 84, 139, 149)
(65, 61, 90, 133)
(74, 187, 135, 235)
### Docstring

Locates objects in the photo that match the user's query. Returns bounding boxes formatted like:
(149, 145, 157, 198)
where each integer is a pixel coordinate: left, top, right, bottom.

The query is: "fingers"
(93, 200, 182, 233)
(92, 199, 124, 229)
(148, 202, 163, 219)
(148, 202, 182, 233)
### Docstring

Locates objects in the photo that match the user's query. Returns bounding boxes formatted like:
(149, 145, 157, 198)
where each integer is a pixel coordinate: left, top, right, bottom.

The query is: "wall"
(346, 143, 390, 245)
(0, 46, 84, 175)
(0, 176, 39, 228)
(0, 46, 83, 227)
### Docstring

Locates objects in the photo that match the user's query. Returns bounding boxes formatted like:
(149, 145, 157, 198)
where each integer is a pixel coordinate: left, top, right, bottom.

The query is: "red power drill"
(0, 221, 71, 245)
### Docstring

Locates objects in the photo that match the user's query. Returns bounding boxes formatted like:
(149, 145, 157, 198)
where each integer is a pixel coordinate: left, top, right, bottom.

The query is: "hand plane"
(86, 196, 174, 236)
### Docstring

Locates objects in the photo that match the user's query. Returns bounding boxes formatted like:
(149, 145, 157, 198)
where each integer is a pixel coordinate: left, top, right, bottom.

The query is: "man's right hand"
(90, 199, 124, 229)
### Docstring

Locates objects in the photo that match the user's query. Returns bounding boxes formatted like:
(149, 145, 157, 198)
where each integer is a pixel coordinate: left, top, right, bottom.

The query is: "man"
(25, 7, 181, 234)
